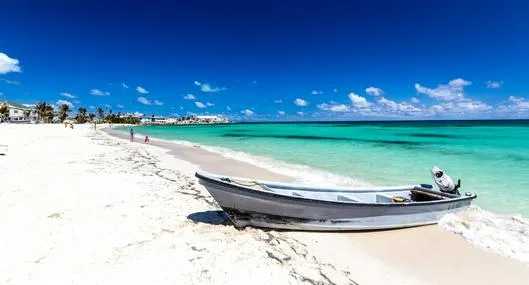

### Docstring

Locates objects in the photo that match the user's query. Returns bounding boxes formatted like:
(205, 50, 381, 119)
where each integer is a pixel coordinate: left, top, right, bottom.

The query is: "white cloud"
(89, 106, 95, 109)
(377, 97, 422, 113)
(59, 92, 77, 99)
(90, 89, 110, 96)
(415, 78, 471, 101)
(194, 80, 227, 93)
(365, 86, 384, 96)
(153, 100, 163, 106)
(413, 78, 493, 116)
(297, 111, 304, 116)
(311, 90, 323, 95)
(104, 104, 112, 108)
(317, 102, 351, 112)
(56, 99, 74, 108)
(136, 86, 149, 94)
(274, 99, 283, 104)
(410, 97, 420, 104)
(60, 92, 76, 99)
(137, 96, 151, 105)
(486, 80, 503, 89)
(116, 104, 125, 108)
(294, 98, 308, 107)
(195, 101, 207, 108)
(206, 102, 214, 106)
(429, 99, 491, 114)
(278, 110, 285, 115)
(333, 88, 338, 93)
(241, 109, 254, 116)
(226, 106, 231, 111)
(348, 93, 372, 109)
(499, 96, 529, 112)
(183, 94, 196, 100)
(122, 83, 129, 88)
(252, 80, 258, 84)
(1, 78, 20, 85)
(0, 52, 21, 74)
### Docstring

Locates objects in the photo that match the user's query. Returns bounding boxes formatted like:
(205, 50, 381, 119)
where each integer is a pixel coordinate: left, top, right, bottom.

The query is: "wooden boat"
(195, 170, 477, 231)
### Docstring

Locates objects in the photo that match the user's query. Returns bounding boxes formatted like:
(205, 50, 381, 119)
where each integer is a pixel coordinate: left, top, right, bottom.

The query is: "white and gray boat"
(195, 167, 477, 231)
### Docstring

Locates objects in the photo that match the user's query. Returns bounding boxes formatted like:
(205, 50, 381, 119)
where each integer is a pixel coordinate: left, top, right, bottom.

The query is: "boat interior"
(211, 174, 460, 204)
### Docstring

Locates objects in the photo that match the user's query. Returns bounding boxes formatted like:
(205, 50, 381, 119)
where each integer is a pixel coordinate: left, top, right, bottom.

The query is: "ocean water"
(119, 120, 529, 263)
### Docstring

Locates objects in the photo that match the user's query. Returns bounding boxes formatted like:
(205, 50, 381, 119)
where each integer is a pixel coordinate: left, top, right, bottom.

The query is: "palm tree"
(45, 104, 54, 123)
(58, 104, 71, 122)
(88, 113, 96, 122)
(97, 108, 105, 122)
(0, 104, 9, 122)
(23, 109, 32, 121)
(76, 107, 88, 123)
(34, 101, 48, 123)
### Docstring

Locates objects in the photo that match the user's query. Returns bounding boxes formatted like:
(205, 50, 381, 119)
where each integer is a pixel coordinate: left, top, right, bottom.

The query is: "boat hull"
(196, 174, 476, 231)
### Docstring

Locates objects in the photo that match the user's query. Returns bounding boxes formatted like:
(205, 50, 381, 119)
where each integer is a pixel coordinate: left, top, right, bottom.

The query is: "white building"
(196, 115, 229, 123)
(0, 101, 37, 123)
(140, 116, 167, 124)
(166, 117, 179, 124)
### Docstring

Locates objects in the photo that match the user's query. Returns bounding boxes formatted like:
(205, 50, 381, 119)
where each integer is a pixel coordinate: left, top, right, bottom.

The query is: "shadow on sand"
(187, 210, 231, 226)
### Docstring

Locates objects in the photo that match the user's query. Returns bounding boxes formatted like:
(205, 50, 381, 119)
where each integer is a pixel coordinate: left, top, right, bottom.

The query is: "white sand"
(0, 124, 356, 285)
(1, 123, 528, 285)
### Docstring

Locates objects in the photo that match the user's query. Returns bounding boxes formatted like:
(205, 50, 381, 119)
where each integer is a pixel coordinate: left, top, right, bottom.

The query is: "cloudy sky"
(1, 0, 528, 120)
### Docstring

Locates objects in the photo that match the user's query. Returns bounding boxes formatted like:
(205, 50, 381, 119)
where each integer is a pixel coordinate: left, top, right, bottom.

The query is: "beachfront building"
(140, 115, 168, 124)
(137, 114, 229, 125)
(166, 117, 179, 124)
(195, 115, 229, 124)
(0, 101, 38, 123)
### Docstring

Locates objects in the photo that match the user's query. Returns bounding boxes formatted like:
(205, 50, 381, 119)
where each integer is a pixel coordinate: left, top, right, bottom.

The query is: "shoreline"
(104, 126, 529, 284)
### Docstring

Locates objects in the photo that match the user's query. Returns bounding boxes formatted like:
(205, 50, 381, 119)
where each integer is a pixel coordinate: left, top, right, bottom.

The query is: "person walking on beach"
(130, 128, 134, 141)
(144, 136, 150, 143)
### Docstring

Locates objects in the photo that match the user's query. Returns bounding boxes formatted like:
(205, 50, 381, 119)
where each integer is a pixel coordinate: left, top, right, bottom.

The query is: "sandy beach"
(1, 124, 529, 285)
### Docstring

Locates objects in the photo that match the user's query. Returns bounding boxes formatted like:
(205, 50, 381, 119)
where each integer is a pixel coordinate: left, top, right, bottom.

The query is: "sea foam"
(150, 136, 373, 187)
(440, 205, 529, 264)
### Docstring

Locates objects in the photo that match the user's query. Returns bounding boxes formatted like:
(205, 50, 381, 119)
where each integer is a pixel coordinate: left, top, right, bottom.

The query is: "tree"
(76, 107, 88, 123)
(23, 109, 32, 120)
(45, 104, 54, 123)
(97, 108, 105, 122)
(34, 101, 48, 123)
(58, 104, 71, 122)
(88, 113, 96, 122)
(0, 104, 9, 122)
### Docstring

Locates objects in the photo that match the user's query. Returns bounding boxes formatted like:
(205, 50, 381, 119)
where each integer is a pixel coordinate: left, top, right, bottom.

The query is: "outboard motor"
(431, 167, 461, 195)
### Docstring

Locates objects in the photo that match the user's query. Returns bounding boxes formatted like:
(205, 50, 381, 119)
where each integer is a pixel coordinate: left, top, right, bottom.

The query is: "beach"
(1, 124, 529, 285)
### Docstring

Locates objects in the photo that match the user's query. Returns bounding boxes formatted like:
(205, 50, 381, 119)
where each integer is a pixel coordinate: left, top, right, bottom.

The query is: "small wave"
(147, 136, 372, 187)
(440, 205, 529, 265)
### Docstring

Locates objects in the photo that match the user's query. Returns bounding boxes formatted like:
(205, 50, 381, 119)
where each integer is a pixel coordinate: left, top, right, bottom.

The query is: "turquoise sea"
(121, 120, 529, 217)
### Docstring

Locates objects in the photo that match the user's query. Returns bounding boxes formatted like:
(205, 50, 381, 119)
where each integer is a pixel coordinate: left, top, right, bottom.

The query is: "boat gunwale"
(195, 171, 477, 207)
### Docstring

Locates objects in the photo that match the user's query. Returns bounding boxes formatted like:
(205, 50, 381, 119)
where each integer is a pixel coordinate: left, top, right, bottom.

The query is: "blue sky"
(1, 0, 529, 120)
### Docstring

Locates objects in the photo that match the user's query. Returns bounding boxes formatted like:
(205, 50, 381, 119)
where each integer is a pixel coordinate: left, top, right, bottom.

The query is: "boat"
(195, 167, 477, 231)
